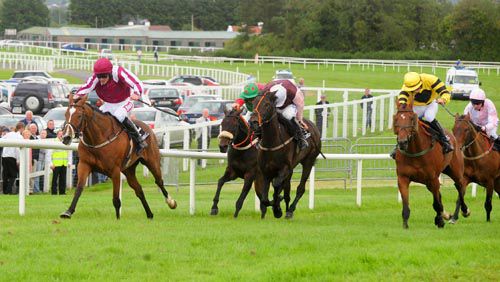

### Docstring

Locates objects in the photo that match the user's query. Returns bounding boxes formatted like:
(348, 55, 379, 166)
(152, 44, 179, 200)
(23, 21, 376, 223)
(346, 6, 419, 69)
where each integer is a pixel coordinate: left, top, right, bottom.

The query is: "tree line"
(0, 0, 498, 60)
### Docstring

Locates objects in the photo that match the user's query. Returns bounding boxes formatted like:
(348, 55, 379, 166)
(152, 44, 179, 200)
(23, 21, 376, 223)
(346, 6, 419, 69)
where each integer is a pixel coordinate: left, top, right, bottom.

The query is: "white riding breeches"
(277, 104, 297, 120)
(413, 101, 438, 122)
(99, 99, 134, 123)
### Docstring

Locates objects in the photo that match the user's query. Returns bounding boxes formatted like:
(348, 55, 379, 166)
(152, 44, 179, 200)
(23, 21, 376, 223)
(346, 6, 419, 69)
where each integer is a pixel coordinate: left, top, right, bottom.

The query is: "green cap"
(240, 83, 259, 99)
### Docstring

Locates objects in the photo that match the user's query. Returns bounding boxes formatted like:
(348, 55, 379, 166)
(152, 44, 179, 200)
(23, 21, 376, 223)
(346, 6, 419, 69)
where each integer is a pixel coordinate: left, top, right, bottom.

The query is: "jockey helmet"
(469, 88, 486, 101)
(94, 58, 113, 74)
(240, 83, 259, 99)
(402, 72, 422, 92)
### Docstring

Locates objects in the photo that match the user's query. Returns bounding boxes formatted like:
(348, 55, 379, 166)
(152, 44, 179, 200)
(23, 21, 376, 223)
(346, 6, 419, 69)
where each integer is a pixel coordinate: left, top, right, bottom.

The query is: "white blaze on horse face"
(401, 114, 406, 119)
(63, 107, 77, 139)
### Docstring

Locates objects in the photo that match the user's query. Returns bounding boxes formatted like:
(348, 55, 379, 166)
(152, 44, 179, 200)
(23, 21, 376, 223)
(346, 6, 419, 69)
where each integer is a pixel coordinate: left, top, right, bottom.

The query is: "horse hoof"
(402, 222, 409, 229)
(448, 218, 457, 224)
(60, 211, 72, 219)
(210, 208, 219, 216)
(462, 209, 471, 218)
(285, 211, 294, 219)
(166, 198, 177, 209)
(435, 217, 445, 228)
(442, 212, 451, 220)
(147, 214, 154, 219)
(273, 207, 283, 219)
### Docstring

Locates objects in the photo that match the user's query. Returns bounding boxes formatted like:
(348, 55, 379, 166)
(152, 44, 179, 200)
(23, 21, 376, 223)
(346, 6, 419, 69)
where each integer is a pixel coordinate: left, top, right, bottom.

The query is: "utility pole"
(191, 14, 194, 31)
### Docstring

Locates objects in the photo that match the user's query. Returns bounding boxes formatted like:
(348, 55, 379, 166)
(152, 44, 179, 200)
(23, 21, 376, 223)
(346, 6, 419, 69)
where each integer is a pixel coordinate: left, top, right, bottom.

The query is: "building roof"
(19, 26, 239, 40)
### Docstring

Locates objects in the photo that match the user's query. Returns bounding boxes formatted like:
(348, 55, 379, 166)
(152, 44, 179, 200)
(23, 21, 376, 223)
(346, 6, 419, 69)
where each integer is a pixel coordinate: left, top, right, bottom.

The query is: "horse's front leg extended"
(211, 167, 236, 216)
(60, 163, 91, 219)
(397, 176, 411, 229)
(111, 169, 122, 219)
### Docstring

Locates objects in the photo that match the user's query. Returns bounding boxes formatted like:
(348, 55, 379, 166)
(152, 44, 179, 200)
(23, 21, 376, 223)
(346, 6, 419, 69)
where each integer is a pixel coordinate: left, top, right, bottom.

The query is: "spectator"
(298, 77, 305, 89)
(361, 88, 374, 129)
(195, 108, 211, 166)
(19, 110, 34, 126)
(153, 47, 159, 63)
(37, 129, 49, 193)
(46, 120, 57, 138)
(315, 95, 330, 136)
(137, 49, 142, 62)
(1, 122, 23, 194)
(50, 130, 69, 195)
(29, 124, 41, 193)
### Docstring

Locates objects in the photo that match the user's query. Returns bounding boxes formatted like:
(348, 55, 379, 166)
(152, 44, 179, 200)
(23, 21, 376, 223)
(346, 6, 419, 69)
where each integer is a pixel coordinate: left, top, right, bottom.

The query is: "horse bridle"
(455, 117, 493, 160)
(253, 92, 277, 126)
(63, 103, 87, 139)
(394, 109, 435, 157)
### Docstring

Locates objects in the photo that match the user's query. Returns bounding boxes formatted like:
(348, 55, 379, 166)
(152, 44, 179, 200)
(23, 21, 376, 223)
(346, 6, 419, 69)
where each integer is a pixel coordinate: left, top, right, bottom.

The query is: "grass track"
(0, 179, 499, 281)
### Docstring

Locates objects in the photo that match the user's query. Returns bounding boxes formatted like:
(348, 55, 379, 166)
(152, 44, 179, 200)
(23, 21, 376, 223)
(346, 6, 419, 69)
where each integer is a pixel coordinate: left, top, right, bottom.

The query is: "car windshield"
(44, 110, 66, 120)
(453, 75, 478, 84)
(132, 111, 156, 122)
(148, 89, 179, 99)
(0, 115, 23, 127)
(183, 96, 215, 107)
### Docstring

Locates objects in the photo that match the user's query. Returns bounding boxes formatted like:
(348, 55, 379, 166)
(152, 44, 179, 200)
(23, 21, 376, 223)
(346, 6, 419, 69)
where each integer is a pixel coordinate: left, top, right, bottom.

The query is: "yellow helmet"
(402, 72, 422, 92)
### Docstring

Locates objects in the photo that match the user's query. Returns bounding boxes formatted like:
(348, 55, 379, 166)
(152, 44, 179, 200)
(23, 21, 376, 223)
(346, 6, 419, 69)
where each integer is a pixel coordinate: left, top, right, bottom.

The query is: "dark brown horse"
(393, 104, 469, 228)
(249, 91, 322, 219)
(60, 94, 177, 219)
(453, 114, 500, 221)
(214, 109, 259, 217)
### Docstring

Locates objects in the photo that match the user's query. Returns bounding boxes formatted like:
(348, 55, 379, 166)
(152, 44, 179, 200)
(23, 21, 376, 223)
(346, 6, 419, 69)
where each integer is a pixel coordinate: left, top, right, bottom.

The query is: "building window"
(204, 42, 216, 47)
(170, 40, 178, 46)
(188, 41, 200, 47)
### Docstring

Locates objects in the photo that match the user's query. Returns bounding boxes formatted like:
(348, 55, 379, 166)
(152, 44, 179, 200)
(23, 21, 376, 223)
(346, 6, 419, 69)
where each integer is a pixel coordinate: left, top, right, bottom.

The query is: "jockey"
(464, 88, 500, 150)
(232, 82, 264, 120)
(397, 71, 454, 154)
(75, 58, 147, 152)
(263, 79, 309, 150)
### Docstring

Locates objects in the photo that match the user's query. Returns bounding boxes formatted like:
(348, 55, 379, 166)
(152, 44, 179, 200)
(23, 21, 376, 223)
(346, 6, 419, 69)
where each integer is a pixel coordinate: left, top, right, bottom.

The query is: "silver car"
(130, 107, 189, 148)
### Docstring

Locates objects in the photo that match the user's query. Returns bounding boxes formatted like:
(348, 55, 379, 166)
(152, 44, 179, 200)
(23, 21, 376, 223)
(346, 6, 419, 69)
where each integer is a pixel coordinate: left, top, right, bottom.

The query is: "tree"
(1, 0, 49, 32)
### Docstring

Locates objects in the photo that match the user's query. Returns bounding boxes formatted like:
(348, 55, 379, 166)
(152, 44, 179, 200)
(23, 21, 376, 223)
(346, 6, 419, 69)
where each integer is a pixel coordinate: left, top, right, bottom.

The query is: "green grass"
(0, 180, 499, 281)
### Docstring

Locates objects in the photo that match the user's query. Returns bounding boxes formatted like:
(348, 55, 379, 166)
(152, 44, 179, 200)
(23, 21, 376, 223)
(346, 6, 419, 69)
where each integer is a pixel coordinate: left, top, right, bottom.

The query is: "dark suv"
(11, 82, 69, 114)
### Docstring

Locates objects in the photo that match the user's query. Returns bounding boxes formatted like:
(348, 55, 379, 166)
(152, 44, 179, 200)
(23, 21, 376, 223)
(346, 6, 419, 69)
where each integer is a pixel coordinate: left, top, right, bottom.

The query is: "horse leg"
(141, 158, 177, 209)
(443, 166, 470, 224)
(259, 175, 272, 219)
(286, 160, 314, 219)
(234, 173, 255, 218)
(271, 180, 283, 219)
(283, 175, 292, 213)
(123, 164, 154, 219)
(397, 176, 411, 229)
(485, 180, 495, 222)
(427, 178, 447, 228)
(211, 167, 237, 216)
(60, 163, 91, 219)
(111, 169, 122, 219)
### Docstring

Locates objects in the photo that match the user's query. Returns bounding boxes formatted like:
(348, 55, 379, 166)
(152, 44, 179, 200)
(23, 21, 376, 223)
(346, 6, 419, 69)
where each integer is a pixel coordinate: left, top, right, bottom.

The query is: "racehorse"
(215, 109, 259, 217)
(250, 90, 322, 219)
(60, 94, 177, 219)
(453, 114, 500, 221)
(393, 104, 469, 228)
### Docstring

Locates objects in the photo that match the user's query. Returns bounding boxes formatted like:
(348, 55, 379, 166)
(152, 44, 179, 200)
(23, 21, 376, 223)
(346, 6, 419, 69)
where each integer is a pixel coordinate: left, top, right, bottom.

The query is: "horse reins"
(456, 117, 493, 160)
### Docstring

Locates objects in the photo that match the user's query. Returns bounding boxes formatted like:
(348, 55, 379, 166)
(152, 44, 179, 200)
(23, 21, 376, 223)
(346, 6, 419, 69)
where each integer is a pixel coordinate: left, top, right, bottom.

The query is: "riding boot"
(429, 119, 453, 154)
(122, 117, 148, 153)
(292, 118, 309, 150)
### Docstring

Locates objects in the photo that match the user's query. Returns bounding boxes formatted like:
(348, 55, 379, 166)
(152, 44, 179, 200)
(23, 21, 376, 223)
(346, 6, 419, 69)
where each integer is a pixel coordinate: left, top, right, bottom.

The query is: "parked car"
(130, 107, 188, 147)
(176, 94, 218, 115)
(179, 99, 233, 137)
(0, 106, 11, 115)
(11, 70, 68, 85)
(11, 81, 69, 114)
(61, 43, 86, 52)
(445, 67, 481, 100)
(0, 40, 25, 48)
(0, 114, 47, 133)
(169, 75, 219, 86)
(143, 79, 170, 86)
(147, 86, 183, 111)
(42, 107, 67, 130)
(70, 87, 103, 107)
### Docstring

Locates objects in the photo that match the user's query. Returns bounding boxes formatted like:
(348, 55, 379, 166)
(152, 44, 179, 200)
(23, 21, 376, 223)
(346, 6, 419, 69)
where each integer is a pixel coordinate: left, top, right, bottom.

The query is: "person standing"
(50, 130, 69, 195)
(37, 129, 49, 192)
(361, 88, 373, 129)
(153, 47, 159, 63)
(137, 49, 143, 62)
(315, 95, 330, 136)
(28, 123, 40, 193)
(46, 120, 57, 138)
(19, 110, 34, 126)
(1, 122, 23, 194)
(196, 108, 212, 166)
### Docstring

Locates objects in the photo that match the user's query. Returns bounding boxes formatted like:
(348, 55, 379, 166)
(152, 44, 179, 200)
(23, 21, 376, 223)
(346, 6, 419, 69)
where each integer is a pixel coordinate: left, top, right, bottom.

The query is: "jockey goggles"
(470, 99, 484, 105)
(96, 73, 110, 79)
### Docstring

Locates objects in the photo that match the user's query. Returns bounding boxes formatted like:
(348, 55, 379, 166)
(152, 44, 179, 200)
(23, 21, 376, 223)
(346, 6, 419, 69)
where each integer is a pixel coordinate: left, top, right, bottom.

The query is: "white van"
(445, 67, 480, 100)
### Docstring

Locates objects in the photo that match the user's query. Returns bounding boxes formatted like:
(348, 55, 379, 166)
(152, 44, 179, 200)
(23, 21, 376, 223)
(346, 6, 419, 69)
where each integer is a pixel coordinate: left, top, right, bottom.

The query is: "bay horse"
(393, 104, 469, 228)
(215, 108, 259, 217)
(249, 91, 322, 219)
(60, 94, 177, 219)
(453, 114, 500, 221)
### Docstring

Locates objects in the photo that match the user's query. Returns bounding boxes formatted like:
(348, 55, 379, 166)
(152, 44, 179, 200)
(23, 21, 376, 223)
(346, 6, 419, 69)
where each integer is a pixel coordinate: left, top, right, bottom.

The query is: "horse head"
(453, 113, 476, 150)
(62, 94, 89, 145)
(393, 104, 418, 151)
(249, 90, 277, 134)
(218, 108, 245, 153)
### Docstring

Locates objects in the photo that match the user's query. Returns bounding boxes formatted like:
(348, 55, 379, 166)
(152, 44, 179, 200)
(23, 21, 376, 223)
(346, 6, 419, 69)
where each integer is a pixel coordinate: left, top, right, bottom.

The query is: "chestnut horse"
(393, 104, 469, 228)
(453, 114, 500, 221)
(250, 91, 322, 219)
(60, 94, 177, 219)
(215, 109, 259, 217)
